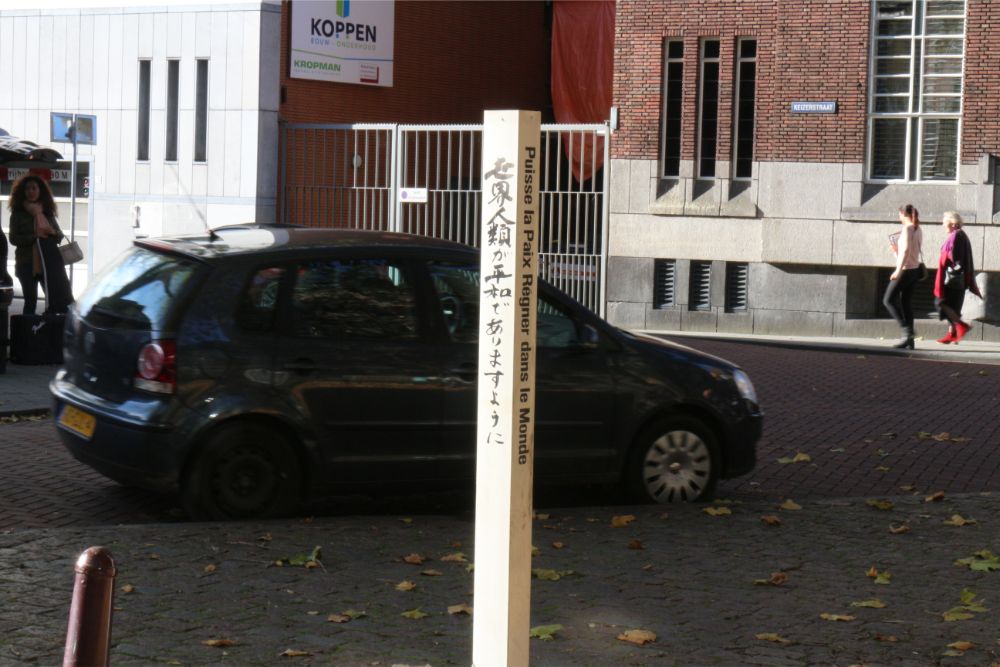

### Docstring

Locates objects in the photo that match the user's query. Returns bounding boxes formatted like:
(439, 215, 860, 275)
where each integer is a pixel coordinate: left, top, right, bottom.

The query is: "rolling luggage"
(10, 313, 64, 365)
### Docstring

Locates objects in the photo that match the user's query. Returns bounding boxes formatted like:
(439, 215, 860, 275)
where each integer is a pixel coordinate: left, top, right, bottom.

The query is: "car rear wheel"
(182, 422, 302, 520)
(626, 416, 720, 503)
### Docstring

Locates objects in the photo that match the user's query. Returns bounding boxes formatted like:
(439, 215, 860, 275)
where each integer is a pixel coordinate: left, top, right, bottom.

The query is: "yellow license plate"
(59, 405, 96, 440)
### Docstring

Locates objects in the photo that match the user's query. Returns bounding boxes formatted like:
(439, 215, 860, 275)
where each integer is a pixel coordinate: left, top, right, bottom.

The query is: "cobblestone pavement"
(2, 339, 1000, 665)
(1, 493, 998, 666)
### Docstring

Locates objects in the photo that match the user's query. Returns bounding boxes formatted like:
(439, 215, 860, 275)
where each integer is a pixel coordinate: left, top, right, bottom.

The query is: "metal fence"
(279, 122, 609, 315)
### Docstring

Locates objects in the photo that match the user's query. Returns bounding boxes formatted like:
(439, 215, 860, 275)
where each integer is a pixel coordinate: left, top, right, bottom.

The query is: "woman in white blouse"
(882, 203, 924, 350)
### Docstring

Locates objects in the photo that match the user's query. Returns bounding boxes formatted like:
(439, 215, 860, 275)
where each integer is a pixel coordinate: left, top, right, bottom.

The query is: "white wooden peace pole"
(471, 110, 541, 667)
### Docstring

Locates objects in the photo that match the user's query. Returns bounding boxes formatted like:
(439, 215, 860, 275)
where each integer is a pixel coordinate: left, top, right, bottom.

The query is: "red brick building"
(607, 0, 999, 341)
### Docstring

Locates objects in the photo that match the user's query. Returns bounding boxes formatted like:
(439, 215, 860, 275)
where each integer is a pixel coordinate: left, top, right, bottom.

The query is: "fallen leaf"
(448, 603, 473, 615)
(955, 550, 1000, 572)
(276, 546, 322, 568)
(531, 546, 540, 557)
(552, 541, 565, 550)
(875, 448, 891, 457)
(529, 624, 563, 641)
(889, 522, 910, 534)
(120, 584, 135, 594)
(755, 633, 791, 644)
(611, 514, 636, 528)
(280, 649, 312, 657)
(925, 491, 945, 502)
(874, 634, 899, 642)
(760, 515, 783, 526)
(944, 514, 977, 527)
(829, 447, 846, 453)
(440, 552, 468, 562)
(753, 572, 787, 586)
(874, 571, 892, 585)
(327, 614, 351, 623)
(421, 569, 443, 577)
(779, 499, 802, 511)
(866, 499, 895, 511)
(401, 608, 429, 620)
(403, 553, 425, 565)
(258, 533, 273, 542)
(202, 639, 235, 648)
(306, 610, 319, 616)
(659, 512, 669, 520)
(395, 580, 417, 592)
(851, 599, 886, 609)
(532, 568, 575, 581)
(977, 369, 989, 376)
(617, 629, 657, 646)
(943, 608, 975, 622)
(899, 485, 915, 492)
(627, 539, 644, 550)
(702, 507, 732, 516)
(875, 466, 891, 472)
(947, 641, 974, 651)
(203, 564, 217, 574)
(641, 563, 654, 571)
(820, 613, 856, 622)
(399, 517, 413, 523)
(931, 432, 951, 442)
(535, 513, 550, 520)
(451, 541, 462, 548)
(866, 566, 879, 578)
(777, 452, 812, 464)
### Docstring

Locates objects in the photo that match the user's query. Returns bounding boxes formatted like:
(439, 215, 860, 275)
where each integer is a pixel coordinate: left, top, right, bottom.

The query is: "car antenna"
(208, 227, 220, 242)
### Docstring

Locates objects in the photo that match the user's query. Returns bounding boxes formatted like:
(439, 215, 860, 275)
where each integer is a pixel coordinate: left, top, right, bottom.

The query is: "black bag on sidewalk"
(10, 313, 65, 365)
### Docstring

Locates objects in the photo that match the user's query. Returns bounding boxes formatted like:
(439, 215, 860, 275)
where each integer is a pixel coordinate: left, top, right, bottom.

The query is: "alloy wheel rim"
(642, 430, 712, 502)
(212, 446, 277, 513)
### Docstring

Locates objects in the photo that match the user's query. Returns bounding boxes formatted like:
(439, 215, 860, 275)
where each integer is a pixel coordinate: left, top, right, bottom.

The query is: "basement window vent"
(653, 259, 676, 309)
(725, 262, 749, 312)
(689, 261, 712, 311)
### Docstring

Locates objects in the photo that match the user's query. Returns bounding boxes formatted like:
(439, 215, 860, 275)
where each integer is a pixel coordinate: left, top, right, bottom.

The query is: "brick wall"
(962, 1, 1000, 164)
(613, 0, 867, 164)
(280, 1, 552, 124)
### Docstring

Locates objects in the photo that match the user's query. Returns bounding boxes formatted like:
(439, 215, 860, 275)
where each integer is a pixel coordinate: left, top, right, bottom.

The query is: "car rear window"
(76, 247, 199, 330)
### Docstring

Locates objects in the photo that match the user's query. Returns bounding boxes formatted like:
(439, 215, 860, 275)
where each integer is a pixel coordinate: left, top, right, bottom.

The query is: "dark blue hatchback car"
(51, 227, 761, 519)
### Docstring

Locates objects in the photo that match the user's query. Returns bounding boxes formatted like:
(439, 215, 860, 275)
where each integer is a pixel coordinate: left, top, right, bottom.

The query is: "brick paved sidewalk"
(3, 493, 998, 666)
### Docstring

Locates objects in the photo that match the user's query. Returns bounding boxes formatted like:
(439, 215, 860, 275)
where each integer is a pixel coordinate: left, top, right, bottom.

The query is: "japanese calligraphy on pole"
(472, 110, 541, 667)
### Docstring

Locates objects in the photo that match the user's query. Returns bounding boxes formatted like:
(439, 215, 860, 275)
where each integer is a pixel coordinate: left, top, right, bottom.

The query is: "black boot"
(892, 328, 915, 350)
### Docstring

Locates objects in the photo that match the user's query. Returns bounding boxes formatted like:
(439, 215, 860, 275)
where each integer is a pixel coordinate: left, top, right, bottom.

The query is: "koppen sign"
(291, 0, 394, 87)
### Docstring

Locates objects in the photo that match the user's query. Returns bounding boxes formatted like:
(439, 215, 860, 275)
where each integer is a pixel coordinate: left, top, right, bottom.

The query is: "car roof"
(136, 225, 479, 262)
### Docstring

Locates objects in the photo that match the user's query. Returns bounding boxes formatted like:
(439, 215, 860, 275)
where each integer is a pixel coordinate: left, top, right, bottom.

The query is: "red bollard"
(63, 547, 117, 667)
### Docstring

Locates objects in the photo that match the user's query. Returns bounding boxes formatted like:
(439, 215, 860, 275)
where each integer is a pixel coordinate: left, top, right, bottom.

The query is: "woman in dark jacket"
(7, 174, 72, 315)
(934, 211, 981, 344)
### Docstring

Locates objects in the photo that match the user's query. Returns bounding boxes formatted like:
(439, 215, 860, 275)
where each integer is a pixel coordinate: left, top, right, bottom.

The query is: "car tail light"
(134, 340, 177, 394)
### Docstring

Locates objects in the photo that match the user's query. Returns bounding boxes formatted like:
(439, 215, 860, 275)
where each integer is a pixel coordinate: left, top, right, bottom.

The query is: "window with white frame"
(697, 39, 721, 178)
(660, 40, 684, 178)
(868, 0, 965, 182)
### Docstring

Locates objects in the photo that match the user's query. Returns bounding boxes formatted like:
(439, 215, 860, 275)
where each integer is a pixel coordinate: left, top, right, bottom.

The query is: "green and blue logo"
(337, 0, 350, 18)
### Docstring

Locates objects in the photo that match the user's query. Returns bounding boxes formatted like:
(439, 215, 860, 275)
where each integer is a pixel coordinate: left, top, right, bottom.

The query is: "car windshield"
(76, 247, 198, 330)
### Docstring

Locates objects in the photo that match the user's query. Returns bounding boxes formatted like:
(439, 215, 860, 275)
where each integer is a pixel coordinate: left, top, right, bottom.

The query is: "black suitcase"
(10, 313, 65, 365)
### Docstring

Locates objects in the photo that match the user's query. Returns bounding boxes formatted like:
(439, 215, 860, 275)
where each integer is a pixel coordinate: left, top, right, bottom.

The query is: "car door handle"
(284, 359, 319, 373)
(446, 363, 477, 383)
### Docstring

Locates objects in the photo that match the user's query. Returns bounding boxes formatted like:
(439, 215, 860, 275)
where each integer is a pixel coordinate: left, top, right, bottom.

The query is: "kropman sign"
(290, 0, 394, 87)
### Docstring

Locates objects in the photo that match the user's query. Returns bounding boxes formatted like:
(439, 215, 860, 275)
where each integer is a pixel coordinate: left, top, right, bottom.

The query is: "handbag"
(944, 263, 964, 288)
(918, 262, 928, 282)
(58, 239, 84, 265)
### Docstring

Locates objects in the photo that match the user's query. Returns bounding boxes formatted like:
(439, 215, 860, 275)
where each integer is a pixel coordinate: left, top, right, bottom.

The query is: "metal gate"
(279, 122, 609, 315)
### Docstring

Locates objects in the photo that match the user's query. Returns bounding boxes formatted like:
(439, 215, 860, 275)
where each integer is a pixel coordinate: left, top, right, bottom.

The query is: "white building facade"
(0, 1, 281, 291)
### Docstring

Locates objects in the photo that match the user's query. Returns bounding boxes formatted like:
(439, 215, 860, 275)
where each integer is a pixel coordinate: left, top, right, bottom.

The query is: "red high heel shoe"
(954, 321, 971, 343)
(937, 327, 956, 345)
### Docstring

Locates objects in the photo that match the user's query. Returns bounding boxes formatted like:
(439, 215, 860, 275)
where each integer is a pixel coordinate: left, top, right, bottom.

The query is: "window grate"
(653, 259, 676, 309)
(689, 261, 712, 311)
(725, 263, 749, 312)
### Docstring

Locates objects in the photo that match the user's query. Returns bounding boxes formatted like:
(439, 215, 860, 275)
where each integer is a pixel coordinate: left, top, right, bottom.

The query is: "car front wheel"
(626, 416, 720, 503)
(182, 422, 302, 520)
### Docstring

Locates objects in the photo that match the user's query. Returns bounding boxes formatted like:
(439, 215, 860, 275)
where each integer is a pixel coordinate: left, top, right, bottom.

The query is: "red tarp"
(551, 0, 615, 183)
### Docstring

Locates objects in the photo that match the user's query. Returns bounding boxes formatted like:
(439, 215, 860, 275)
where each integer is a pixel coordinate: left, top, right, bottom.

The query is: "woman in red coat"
(934, 211, 981, 344)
